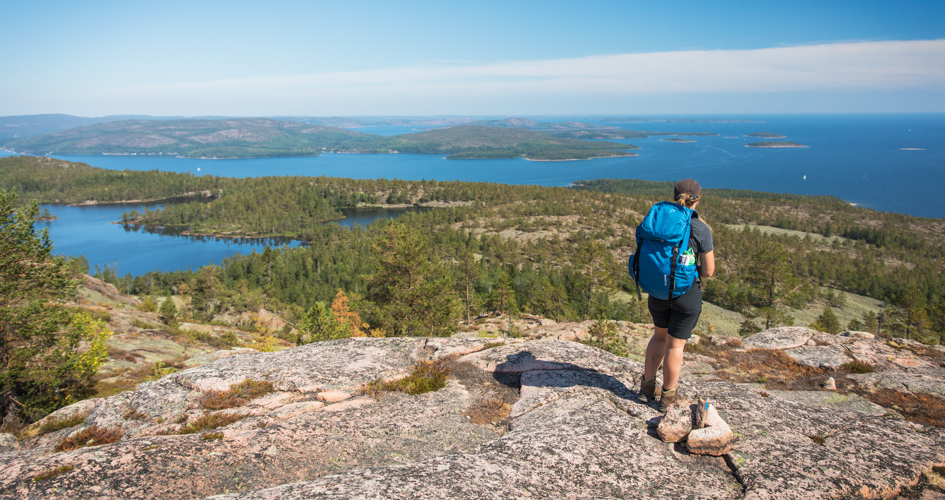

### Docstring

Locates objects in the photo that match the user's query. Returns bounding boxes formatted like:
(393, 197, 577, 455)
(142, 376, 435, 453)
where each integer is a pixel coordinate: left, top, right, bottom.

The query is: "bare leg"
(643, 327, 668, 379)
(661, 336, 688, 390)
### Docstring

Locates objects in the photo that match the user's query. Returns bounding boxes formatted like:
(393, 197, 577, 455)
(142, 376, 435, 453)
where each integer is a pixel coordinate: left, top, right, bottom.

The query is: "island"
(662, 138, 697, 143)
(2, 119, 638, 161)
(746, 132, 787, 138)
(746, 141, 807, 148)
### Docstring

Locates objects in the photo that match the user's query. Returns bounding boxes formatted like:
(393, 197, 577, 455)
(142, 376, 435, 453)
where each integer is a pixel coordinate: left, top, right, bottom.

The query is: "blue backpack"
(629, 201, 699, 302)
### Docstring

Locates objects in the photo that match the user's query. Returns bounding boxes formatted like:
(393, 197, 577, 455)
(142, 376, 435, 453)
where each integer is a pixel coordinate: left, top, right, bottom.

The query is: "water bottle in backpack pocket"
(629, 201, 699, 301)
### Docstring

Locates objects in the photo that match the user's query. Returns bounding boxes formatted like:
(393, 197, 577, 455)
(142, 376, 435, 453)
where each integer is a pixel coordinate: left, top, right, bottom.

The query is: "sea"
(2, 113, 942, 276)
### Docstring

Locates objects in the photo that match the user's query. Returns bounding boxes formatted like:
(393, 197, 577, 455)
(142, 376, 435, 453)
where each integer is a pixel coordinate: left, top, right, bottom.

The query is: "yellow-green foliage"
(362, 360, 449, 397)
(580, 320, 629, 357)
(23, 410, 90, 439)
(54, 425, 123, 452)
(33, 465, 74, 482)
(200, 379, 275, 410)
(841, 360, 875, 374)
(178, 412, 246, 434)
(201, 431, 224, 440)
(139, 296, 158, 312)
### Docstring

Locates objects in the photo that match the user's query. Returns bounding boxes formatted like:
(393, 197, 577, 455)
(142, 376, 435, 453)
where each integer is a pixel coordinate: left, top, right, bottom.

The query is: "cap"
(673, 179, 702, 200)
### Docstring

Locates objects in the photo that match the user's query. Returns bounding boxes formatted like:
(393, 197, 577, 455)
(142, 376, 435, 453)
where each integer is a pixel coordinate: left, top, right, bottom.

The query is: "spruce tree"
(810, 305, 841, 334)
(159, 294, 178, 322)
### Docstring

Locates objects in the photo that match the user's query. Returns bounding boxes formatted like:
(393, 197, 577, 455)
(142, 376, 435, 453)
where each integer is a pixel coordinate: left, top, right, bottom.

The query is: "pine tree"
(888, 284, 930, 341)
(744, 242, 803, 330)
(364, 223, 458, 337)
(810, 305, 841, 334)
(1, 190, 111, 423)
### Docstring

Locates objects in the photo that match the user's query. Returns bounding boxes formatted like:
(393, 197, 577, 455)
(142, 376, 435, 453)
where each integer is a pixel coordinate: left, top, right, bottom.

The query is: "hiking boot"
(658, 387, 679, 413)
(639, 376, 661, 403)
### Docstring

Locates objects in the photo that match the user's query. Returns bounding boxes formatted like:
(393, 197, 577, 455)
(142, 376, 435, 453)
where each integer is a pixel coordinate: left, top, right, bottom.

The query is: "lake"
(32, 203, 425, 277)
(4, 113, 944, 276)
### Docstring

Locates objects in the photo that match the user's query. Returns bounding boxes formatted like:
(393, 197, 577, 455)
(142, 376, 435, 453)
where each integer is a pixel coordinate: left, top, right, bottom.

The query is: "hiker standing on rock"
(630, 179, 714, 412)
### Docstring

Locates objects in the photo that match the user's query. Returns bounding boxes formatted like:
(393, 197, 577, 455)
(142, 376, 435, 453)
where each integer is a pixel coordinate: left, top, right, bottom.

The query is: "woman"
(639, 179, 715, 412)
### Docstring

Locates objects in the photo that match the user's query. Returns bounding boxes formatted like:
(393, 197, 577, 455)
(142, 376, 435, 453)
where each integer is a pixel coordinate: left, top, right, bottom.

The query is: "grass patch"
(201, 431, 224, 440)
(123, 408, 147, 420)
(863, 389, 945, 428)
(481, 341, 506, 350)
(132, 319, 160, 330)
(690, 342, 827, 388)
(177, 411, 246, 434)
(200, 379, 275, 410)
(464, 398, 512, 425)
(362, 360, 450, 398)
(54, 425, 123, 452)
(33, 465, 74, 482)
(840, 359, 875, 374)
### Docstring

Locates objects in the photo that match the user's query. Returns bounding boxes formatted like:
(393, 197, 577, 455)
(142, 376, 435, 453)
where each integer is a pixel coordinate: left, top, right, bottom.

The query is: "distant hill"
(548, 130, 719, 140)
(3, 120, 637, 160)
(388, 126, 637, 160)
(3, 118, 377, 158)
(746, 132, 787, 138)
(467, 118, 616, 130)
(0, 114, 187, 141)
(601, 117, 764, 124)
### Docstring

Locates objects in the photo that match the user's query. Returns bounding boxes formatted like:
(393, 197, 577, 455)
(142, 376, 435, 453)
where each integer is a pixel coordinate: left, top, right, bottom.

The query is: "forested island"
(746, 141, 807, 148)
(2, 119, 637, 161)
(746, 132, 787, 138)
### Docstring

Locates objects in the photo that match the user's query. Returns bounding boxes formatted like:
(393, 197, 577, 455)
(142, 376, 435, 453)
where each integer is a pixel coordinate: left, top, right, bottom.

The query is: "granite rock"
(742, 327, 815, 350)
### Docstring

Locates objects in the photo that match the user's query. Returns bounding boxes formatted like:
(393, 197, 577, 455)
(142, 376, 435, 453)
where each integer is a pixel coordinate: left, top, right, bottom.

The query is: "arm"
(699, 250, 715, 277)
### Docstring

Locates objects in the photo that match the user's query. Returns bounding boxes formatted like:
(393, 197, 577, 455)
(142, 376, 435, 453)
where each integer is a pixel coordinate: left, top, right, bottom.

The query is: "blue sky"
(2, 0, 943, 116)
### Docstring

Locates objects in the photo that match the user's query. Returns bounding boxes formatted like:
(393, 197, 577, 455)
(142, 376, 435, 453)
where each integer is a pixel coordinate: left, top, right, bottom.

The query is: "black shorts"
(648, 285, 702, 340)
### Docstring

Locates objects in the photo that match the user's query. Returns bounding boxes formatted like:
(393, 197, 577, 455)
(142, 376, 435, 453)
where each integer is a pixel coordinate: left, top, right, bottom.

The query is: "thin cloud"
(101, 39, 945, 101)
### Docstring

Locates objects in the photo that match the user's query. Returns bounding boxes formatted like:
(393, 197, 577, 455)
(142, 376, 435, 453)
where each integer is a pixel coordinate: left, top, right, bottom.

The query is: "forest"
(3, 155, 945, 345)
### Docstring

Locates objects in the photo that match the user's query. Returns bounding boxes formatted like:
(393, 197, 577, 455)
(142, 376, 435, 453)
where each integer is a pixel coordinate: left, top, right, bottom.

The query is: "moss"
(33, 465, 74, 482)
(55, 425, 123, 452)
(481, 341, 506, 350)
(840, 359, 875, 374)
(362, 360, 450, 398)
(200, 379, 275, 410)
(201, 431, 225, 440)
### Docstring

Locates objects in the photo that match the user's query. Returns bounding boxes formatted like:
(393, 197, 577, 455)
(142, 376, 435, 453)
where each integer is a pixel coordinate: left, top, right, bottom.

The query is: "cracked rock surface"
(1, 337, 944, 499)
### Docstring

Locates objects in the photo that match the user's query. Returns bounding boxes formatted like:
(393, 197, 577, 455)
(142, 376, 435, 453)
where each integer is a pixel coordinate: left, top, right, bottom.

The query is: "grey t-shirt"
(689, 217, 714, 285)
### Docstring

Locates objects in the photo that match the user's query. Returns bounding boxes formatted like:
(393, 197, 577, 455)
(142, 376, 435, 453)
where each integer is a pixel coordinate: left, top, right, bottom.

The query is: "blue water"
(3, 113, 943, 276)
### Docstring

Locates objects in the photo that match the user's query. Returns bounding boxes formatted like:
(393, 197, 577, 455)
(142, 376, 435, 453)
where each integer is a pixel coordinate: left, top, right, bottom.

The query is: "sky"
(1, 0, 944, 116)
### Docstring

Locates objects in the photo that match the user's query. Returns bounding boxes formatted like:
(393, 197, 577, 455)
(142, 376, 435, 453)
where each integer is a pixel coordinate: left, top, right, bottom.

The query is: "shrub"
(177, 411, 246, 434)
(158, 295, 178, 321)
(139, 296, 158, 313)
(200, 379, 274, 410)
(201, 431, 224, 440)
(24, 411, 90, 438)
(54, 425, 123, 452)
(580, 320, 629, 357)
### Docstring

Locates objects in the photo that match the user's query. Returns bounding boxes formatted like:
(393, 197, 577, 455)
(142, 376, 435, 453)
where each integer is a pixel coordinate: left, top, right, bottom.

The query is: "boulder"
(0, 434, 17, 454)
(841, 331, 876, 340)
(742, 327, 815, 350)
(784, 344, 849, 369)
(686, 403, 734, 456)
(656, 399, 693, 443)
